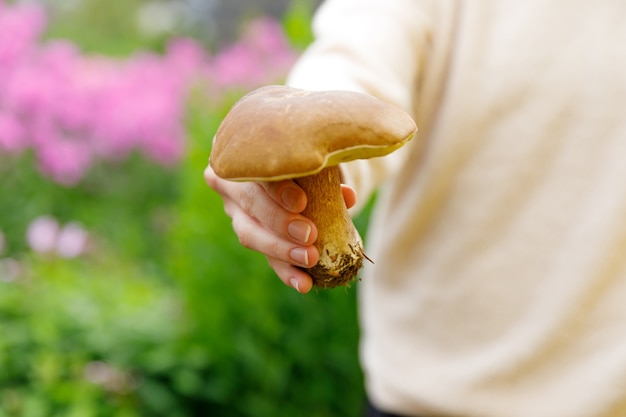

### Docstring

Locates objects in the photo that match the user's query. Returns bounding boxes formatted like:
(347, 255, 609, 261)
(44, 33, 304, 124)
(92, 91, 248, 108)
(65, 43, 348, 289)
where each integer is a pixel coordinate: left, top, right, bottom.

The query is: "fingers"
(267, 258, 314, 294)
(204, 164, 318, 293)
(227, 201, 319, 293)
(341, 184, 357, 209)
(226, 201, 319, 267)
(210, 173, 317, 245)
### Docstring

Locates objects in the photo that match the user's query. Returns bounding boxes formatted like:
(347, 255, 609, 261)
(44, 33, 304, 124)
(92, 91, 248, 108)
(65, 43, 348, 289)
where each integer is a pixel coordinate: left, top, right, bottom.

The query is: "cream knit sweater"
(288, 1, 626, 416)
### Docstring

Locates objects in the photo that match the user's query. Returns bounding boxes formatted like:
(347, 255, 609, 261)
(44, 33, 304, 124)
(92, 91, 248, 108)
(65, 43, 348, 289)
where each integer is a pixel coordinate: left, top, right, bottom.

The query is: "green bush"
(0, 153, 178, 266)
(0, 81, 366, 417)
(0, 255, 183, 417)
(0, 1, 368, 415)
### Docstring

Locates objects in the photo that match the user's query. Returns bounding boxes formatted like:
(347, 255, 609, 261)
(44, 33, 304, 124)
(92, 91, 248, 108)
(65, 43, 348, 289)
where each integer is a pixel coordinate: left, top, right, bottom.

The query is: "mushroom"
(210, 85, 417, 288)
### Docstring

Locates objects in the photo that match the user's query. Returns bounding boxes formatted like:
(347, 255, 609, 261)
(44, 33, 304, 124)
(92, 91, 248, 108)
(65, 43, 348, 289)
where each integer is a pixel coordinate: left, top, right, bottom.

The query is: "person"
(204, 0, 626, 416)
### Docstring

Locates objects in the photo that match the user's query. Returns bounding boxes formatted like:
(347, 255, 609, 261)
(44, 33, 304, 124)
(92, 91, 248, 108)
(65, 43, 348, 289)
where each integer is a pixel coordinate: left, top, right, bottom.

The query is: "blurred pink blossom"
(210, 17, 298, 94)
(0, 258, 21, 282)
(84, 361, 138, 394)
(165, 37, 210, 79)
(25, 215, 90, 258)
(38, 137, 93, 186)
(0, 1, 298, 186)
(26, 215, 60, 254)
(56, 221, 89, 259)
(0, 112, 25, 152)
(0, 1, 46, 80)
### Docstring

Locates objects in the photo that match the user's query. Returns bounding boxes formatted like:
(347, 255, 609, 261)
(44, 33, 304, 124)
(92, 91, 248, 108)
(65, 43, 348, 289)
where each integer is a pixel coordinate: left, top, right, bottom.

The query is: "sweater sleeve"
(286, 0, 431, 208)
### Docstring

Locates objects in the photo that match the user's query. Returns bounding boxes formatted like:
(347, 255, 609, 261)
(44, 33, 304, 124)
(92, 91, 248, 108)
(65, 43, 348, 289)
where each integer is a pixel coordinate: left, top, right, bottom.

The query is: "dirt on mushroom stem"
(294, 165, 367, 288)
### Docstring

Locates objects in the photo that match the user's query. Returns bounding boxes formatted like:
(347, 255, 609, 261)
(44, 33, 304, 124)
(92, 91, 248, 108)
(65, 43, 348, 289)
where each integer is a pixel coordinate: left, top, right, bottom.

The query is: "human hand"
(204, 164, 356, 294)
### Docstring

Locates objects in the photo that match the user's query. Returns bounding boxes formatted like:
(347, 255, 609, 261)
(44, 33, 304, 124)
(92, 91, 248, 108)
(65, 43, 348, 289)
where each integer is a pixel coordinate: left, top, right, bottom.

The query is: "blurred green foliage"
(43, 0, 159, 55)
(283, 0, 316, 49)
(0, 153, 178, 267)
(0, 256, 183, 417)
(0, 0, 368, 416)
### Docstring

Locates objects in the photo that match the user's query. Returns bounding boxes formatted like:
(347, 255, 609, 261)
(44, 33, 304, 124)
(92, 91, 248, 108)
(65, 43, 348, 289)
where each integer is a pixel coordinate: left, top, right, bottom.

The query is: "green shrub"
(0, 153, 179, 267)
(0, 255, 183, 417)
(0, 1, 369, 415)
(0, 86, 367, 417)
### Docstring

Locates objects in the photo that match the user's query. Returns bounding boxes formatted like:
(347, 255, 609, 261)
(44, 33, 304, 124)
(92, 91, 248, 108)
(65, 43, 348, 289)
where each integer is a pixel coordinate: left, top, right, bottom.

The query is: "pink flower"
(3, 62, 56, 116)
(0, 2, 46, 74)
(165, 37, 210, 79)
(56, 221, 89, 259)
(0, 258, 21, 282)
(37, 137, 93, 186)
(0, 112, 26, 152)
(25, 216, 90, 258)
(0, 0, 299, 186)
(207, 17, 298, 96)
(26, 215, 60, 254)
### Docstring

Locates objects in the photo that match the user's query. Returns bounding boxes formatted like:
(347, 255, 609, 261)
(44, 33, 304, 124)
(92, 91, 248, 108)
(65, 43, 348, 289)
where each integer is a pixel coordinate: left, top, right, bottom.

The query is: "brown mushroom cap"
(210, 85, 417, 181)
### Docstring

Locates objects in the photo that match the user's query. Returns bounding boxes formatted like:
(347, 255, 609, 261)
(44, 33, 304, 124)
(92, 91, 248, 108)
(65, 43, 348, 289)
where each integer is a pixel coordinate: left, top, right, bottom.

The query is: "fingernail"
(288, 220, 311, 244)
(289, 247, 309, 265)
(290, 278, 301, 293)
(281, 186, 301, 211)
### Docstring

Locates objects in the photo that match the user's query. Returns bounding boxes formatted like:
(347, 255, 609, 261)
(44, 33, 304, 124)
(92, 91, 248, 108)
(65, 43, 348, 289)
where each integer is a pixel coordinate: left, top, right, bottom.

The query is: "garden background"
(0, 0, 372, 415)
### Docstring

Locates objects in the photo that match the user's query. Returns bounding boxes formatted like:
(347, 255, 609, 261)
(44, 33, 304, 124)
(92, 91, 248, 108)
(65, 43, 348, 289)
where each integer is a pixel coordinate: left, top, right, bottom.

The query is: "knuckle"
(265, 239, 283, 260)
(222, 201, 235, 219)
(234, 224, 253, 249)
(238, 184, 258, 214)
(237, 233, 252, 250)
(265, 204, 285, 230)
(204, 166, 220, 190)
(266, 257, 293, 286)
(231, 217, 251, 249)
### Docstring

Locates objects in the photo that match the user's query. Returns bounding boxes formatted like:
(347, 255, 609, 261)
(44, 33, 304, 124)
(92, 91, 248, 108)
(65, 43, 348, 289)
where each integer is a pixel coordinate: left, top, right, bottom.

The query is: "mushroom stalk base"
(294, 166, 365, 288)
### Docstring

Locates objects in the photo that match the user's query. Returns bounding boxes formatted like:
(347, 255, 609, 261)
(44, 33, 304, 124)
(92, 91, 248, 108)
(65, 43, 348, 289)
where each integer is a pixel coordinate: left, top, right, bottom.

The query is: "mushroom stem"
(294, 166, 365, 288)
